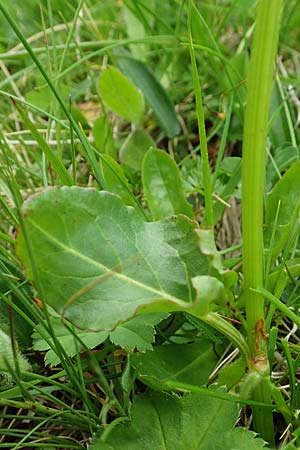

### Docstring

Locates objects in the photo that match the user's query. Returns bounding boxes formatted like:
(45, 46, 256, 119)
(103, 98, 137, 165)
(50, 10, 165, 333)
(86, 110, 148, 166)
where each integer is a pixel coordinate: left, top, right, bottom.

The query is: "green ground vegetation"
(0, 1, 300, 449)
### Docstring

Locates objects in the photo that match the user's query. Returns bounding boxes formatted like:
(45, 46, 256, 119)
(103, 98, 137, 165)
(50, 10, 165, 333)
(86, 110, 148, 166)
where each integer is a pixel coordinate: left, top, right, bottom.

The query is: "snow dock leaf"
(16, 187, 211, 331)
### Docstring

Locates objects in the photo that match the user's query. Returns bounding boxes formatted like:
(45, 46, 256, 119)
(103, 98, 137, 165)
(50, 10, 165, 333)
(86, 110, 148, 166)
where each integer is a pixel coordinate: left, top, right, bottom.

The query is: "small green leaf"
(98, 66, 144, 124)
(217, 358, 246, 390)
(110, 313, 168, 353)
(131, 340, 218, 390)
(191, 275, 226, 317)
(119, 57, 180, 138)
(93, 116, 116, 160)
(70, 106, 90, 132)
(120, 129, 154, 172)
(190, 3, 217, 51)
(99, 155, 136, 207)
(142, 148, 194, 220)
(197, 228, 223, 272)
(0, 264, 34, 349)
(88, 391, 238, 450)
(26, 85, 52, 110)
(25, 83, 70, 111)
(219, 157, 242, 181)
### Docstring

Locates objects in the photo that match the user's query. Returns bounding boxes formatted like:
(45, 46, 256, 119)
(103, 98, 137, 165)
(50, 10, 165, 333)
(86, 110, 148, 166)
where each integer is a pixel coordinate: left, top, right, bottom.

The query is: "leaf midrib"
(29, 218, 189, 307)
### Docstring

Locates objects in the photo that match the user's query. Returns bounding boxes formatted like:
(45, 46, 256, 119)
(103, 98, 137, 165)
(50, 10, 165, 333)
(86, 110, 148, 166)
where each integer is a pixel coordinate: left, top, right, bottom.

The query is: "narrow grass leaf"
(14, 103, 73, 186)
(188, 4, 214, 226)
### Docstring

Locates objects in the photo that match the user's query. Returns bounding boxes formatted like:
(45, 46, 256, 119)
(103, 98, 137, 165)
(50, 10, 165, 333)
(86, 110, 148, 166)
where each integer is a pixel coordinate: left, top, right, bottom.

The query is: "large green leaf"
(89, 391, 237, 450)
(142, 148, 194, 220)
(89, 392, 265, 450)
(98, 66, 144, 124)
(130, 340, 218, 390)
(88, 391, 265, 450)
(16, 187, 196, 331)
(118, 57, 181, 138)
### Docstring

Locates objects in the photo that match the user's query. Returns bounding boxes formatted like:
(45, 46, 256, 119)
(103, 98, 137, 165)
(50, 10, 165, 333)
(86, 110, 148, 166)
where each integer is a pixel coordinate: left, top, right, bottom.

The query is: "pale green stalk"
(242, 0, 282, 443)
(242, 0, 282, 352)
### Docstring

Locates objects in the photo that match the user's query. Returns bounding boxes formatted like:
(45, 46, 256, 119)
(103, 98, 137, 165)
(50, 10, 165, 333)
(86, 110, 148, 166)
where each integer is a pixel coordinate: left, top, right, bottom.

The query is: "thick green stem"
(242, 0, 282, 443)
(242, 0, 282, 351)
(251, 377, 275, 445)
